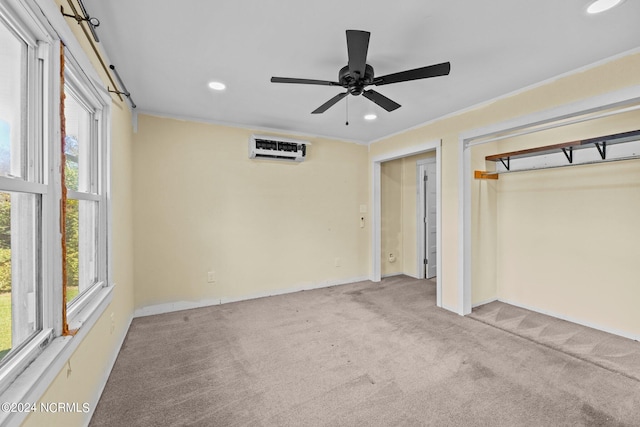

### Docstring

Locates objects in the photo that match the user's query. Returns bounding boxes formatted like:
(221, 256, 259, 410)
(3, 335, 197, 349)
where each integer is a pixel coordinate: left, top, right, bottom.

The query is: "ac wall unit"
(249, 135, 310, 162)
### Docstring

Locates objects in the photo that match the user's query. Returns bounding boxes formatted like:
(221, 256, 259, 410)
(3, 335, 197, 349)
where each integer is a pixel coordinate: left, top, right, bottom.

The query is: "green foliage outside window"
(0, 193, 10, 294)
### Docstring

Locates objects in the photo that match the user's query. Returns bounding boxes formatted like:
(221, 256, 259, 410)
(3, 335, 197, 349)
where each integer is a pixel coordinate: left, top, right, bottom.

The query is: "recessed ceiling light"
(586, 0, 623, 14)
(364, 114, 377, 121)
(208, 81, 226, 91)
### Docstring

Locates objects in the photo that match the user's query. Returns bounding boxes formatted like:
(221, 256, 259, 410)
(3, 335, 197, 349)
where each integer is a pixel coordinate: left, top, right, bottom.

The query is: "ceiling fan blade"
(311, 92, 348, 114)
(374, 61, 451, 86)
(346, 30, 370, 80)
(363, 90, 401, 112)
(271, 77, 341, 86)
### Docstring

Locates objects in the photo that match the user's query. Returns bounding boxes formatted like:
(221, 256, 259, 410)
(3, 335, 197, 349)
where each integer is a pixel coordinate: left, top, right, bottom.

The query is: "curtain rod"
(108, 65, 136, 109)
(61, 0, 136, 109)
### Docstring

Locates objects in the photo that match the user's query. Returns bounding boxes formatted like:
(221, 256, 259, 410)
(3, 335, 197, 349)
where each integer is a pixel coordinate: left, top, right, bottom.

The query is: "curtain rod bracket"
(60, 6, 100, 27)
(108, 87, 129, 97)
(60, 5, 100, 32)
(108, 86, 136, 109)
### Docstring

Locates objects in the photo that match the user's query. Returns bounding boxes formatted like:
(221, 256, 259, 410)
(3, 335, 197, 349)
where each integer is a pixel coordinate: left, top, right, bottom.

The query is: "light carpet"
(90, 276, 640, 426)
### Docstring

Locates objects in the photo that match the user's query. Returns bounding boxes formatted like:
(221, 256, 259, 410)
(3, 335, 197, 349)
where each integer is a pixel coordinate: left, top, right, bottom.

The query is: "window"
(0, 11, 43, 370)
(0, 0, 112, 405)
(63, 68, 104, 311)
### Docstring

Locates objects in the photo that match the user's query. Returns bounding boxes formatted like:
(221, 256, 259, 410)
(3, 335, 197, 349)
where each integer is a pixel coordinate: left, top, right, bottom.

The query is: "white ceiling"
(82, 0, 640, 144)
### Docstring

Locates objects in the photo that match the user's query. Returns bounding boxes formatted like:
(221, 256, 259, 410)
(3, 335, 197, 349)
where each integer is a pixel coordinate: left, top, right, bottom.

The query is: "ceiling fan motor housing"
(339, 64, 374, 95)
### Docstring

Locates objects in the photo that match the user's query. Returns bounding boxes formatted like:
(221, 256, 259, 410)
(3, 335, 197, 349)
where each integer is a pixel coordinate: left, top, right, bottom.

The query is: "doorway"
(371, 139, 442, 307)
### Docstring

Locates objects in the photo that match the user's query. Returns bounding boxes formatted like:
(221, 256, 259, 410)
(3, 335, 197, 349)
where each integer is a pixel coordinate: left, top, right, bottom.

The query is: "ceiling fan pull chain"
(345, 95, 349, 126)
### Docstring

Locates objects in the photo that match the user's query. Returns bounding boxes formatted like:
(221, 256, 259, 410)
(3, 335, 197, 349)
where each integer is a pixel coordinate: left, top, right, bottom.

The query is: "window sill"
(67, 281, 107, 325)
(0, 285, 113, 427)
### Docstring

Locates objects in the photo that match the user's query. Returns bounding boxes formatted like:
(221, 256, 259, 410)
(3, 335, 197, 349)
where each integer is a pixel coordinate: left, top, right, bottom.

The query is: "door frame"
(371, 139, 442, 308)
(416, 158, 436, 280)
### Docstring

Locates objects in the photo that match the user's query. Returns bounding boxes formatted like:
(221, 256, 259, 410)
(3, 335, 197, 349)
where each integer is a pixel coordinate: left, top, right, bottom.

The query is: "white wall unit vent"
(249, 135, 310, 162)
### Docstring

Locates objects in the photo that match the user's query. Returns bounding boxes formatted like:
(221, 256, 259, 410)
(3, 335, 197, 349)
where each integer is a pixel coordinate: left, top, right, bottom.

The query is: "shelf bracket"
(562, 147, 573, 164)
(595, 141, 607, 160)
(499, 157, 510, 171)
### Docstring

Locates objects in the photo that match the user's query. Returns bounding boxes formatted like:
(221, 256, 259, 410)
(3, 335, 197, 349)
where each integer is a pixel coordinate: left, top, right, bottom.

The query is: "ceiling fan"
(271, 30, 451, 114)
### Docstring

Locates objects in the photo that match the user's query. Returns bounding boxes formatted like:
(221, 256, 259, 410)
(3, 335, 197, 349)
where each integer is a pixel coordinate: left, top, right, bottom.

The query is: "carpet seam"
(467, 315, 640, 384)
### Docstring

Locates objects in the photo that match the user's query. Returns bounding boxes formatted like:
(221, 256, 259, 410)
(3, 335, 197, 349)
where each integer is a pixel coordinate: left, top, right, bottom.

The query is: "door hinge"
(424, 258, 428, 265)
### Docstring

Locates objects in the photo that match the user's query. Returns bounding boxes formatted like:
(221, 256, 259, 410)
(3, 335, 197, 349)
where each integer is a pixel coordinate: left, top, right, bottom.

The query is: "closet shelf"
(475, 129, 640, 179)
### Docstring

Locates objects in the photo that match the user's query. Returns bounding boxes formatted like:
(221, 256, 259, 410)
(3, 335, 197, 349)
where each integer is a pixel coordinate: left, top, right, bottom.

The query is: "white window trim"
(0, 0, 114, 423)
(0, 0, 53, 394)
(63, 47, 110, 319)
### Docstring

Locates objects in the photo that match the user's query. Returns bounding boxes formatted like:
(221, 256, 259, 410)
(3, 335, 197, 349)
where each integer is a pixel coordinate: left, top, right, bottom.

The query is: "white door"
(418, 160, 437, 279)
(425, 162, 437, 278)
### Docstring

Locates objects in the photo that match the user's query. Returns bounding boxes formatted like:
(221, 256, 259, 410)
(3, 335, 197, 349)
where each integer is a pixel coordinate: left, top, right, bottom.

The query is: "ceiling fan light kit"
(271, 30, 451, 117)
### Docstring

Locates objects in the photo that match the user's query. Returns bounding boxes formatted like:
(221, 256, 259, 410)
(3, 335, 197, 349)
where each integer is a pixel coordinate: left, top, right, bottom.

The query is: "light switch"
(359, 204, 367, 213)
(360, 216, 365, 228)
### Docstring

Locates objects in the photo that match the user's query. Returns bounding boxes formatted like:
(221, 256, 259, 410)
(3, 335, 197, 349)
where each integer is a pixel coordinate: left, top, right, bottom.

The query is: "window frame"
(0, 1, 51, 390)
(62, 49, 110, 322)
(0, 0, 114, 423)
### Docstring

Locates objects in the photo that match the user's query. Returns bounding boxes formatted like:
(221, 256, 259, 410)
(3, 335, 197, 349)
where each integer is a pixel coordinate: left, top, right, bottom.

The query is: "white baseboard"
(497, 298, 640, 342)
(381, 272, 423, 280)
(133, 276, 370, 318)
(472, 297, 498, 308)
(381, 272, 404, 279)
(440, 303, 459, 314)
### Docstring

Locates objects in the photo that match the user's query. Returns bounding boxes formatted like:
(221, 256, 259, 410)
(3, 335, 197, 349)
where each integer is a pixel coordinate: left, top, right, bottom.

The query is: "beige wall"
(370, 51, 640, 317)
(132, 115, 369, 310)
(23, 1, 136, 425)
(381, 159, 403, 276)
(471, 141, 499, 305)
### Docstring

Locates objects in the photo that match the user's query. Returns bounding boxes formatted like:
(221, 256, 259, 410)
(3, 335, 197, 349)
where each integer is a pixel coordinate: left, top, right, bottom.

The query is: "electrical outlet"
(110, 312, 115, 334)
(207, 271, 216, 283)
(334, 257, 341, 267)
